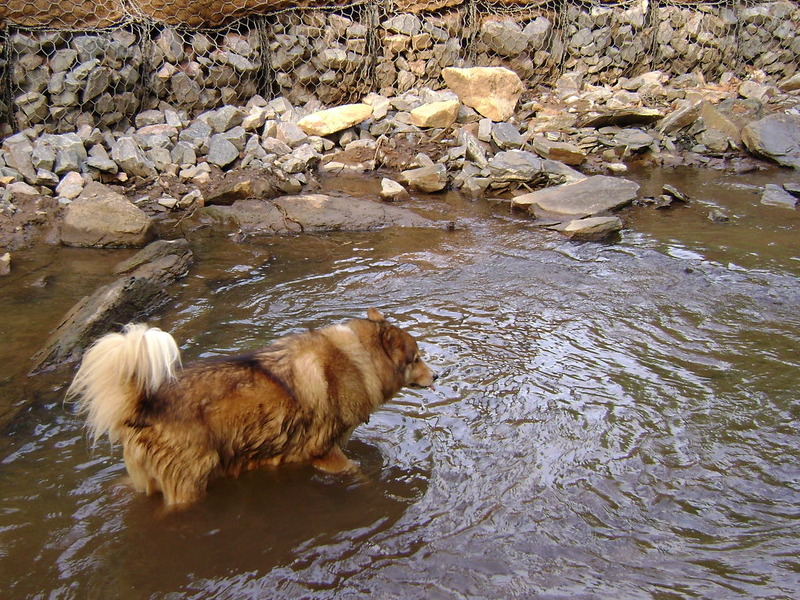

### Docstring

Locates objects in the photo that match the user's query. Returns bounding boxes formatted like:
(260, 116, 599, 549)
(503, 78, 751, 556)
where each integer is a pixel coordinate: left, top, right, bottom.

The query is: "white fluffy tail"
(67, 324, 181, 444)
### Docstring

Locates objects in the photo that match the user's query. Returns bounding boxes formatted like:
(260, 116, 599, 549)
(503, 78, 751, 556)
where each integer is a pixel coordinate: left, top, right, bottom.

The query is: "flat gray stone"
(742, 114, 800, 169)
(513, 175, 640, 219)
(188, 193, 434, 237)
(761, 184, 798, 208)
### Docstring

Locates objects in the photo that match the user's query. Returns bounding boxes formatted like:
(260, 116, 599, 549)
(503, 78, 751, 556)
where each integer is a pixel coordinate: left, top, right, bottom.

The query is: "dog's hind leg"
(159, 449, 221, 507)
(123, 443, 161, 496)
(311, 444, 360, 475)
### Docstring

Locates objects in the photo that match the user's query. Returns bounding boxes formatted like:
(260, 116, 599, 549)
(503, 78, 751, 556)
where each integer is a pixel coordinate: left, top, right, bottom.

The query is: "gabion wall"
(1, 0, 798, 136)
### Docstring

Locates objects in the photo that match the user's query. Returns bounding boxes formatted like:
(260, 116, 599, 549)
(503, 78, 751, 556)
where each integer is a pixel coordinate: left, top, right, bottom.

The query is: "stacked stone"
(150, 25, 264, 111)
(561, 2, 652, 85)
(0, 34, 9, 135)
(374, 11, 464, 96)
(470, 12, 559, 84)
(269, 8, 373, 106)
(738, 1, 800, 80)
(653, 1, 740, 79)
(9, 27, 144, 133)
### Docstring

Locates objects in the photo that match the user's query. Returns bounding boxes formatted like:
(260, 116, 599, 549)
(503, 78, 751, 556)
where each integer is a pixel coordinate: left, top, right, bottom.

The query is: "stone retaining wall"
(1, 1, 797, 136)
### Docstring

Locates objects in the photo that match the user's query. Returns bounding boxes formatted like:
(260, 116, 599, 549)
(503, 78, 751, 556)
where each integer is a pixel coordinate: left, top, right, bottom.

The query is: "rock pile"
(4, 3, 798, 137)
(1, 64, 799, 256)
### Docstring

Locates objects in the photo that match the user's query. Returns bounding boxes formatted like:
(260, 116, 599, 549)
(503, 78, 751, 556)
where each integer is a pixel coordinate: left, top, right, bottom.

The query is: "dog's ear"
(380, 326, 408, 367)
(367, 308, 386, 322)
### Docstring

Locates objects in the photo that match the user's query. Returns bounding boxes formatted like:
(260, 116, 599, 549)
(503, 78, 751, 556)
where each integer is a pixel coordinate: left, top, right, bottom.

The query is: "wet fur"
(67, 309, 435, 507)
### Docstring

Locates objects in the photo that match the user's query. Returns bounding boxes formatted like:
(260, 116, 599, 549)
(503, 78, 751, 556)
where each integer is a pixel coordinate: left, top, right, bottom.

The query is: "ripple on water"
(2, 177, 800, 599)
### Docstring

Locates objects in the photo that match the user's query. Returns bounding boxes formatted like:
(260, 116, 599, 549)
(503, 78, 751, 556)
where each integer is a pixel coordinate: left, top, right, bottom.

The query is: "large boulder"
(297, 104, 373, 136)
(61, 182, 154, 248)
(31, 239, 193, 373)
(186, 193, 434, 237)
(513, 175, 640, 220)
(442, 67, 524, 122)
(742, 113, 800, 169)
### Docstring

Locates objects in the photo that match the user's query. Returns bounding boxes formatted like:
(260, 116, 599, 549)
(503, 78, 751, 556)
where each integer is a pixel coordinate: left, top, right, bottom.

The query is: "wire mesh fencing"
(0, 0, 798, 136)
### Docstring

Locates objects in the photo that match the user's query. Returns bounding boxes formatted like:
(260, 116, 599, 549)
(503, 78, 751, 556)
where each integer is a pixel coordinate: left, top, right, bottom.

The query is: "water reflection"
(1, 169, 799, 599)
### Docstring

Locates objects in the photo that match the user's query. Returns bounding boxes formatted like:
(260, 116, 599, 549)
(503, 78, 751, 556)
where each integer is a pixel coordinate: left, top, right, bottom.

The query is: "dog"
(66, 309, 435, 507)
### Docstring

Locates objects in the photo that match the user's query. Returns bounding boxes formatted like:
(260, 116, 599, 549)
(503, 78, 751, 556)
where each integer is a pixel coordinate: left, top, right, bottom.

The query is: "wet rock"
(708, 209, 730, 222)
(61, 181, 154, 248)
(409, 100, 460, 129)
(513, 175, 639, 220)
(760, 184, 798, 208)
(530, 136, 586, 165)
(190, 193, 433, 237)
(0, 252, 10, 276)
(783, 182, 800, 198)
(556, 216, 623, 241)
(442, 67, 524, 122)
(663, 184, 690, 204)
(31, 239, 193, 373)
(399, 164, 448, 193)
(379, 178, 411, 202)
(297, 104, 373, 136)
(741, 114, 800, 168)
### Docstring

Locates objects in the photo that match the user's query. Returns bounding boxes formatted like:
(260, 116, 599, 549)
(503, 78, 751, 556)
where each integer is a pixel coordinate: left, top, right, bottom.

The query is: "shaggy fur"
(67, 309, 435, 506)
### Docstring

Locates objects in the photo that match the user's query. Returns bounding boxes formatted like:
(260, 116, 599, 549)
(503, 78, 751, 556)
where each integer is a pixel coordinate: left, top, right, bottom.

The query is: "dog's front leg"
(311, 444, 359, 475)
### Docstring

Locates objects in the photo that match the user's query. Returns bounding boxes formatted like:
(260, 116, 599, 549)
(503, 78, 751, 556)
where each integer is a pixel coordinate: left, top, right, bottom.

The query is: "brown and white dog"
(67, 309, 435, 506)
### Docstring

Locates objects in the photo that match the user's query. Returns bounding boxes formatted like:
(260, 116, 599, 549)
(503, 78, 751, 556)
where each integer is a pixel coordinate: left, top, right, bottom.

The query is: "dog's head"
(367, 308, 436, 389)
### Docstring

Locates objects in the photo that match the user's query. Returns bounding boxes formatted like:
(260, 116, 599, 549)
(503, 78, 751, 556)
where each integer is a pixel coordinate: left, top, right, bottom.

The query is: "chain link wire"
(1, 1, 798, 136)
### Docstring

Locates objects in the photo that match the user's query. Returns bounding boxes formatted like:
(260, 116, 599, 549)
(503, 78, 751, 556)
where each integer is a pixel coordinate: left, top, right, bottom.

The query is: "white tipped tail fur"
(67, 324, 180, 444)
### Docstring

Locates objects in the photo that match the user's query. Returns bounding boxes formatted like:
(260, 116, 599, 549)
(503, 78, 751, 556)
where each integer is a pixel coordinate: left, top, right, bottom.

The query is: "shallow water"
(1, 167, 799, 599)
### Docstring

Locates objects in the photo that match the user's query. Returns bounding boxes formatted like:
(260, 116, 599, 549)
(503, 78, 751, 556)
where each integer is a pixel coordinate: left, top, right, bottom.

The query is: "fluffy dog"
(67, 309, 435, 506)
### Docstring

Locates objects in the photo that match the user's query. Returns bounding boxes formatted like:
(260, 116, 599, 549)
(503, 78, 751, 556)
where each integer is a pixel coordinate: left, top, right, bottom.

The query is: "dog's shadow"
(99, 440, 428, 595)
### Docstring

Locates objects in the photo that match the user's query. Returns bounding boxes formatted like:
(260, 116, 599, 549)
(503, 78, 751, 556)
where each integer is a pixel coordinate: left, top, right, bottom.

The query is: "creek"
(1, 166, 799, 599)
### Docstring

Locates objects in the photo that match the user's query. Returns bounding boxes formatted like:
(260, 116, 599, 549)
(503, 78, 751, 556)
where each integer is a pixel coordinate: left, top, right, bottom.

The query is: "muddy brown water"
(1, 167, 799, 599)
